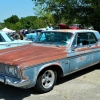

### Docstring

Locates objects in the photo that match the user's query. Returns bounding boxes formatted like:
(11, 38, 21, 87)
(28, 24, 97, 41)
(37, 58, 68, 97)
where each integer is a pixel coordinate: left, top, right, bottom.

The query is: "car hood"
(0, 40, 32, 45)
(0, 44, 67, 69)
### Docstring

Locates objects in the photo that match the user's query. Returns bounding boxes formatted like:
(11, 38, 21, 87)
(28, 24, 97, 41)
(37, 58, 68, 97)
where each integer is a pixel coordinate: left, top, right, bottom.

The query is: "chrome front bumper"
(0, 76, 30, 88)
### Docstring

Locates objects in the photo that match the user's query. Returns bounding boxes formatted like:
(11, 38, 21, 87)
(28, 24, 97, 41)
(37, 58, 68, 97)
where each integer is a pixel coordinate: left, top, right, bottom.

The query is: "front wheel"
(35, 69, 57, 93)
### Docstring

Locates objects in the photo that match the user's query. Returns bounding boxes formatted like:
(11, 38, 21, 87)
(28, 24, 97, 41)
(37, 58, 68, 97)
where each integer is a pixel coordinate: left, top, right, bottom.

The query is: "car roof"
(0, 31, 7, 34)
(37, 28, 46, 30)
(43, 29, 98, 34)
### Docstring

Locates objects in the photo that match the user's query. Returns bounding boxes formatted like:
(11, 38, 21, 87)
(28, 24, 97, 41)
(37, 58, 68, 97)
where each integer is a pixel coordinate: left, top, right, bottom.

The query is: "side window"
(88, 33, 97, 44)
(72, 32, 98, 48)
(38, 33, 46, 41)
(77, 33, 89, 46)
(0, 34, 5, 42)
(76, 32, 97, 46)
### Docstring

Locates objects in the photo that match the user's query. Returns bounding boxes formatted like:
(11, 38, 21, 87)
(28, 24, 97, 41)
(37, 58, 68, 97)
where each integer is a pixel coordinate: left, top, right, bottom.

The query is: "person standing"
(46, 23, 53, 30)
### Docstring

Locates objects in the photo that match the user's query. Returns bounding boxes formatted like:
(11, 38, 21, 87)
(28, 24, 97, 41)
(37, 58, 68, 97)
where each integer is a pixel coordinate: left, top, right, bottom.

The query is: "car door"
(68, 32, 93, 72)
(0, 42, 12, 49)
(88, 32, 100, 64)
(0, 33, 10, 49)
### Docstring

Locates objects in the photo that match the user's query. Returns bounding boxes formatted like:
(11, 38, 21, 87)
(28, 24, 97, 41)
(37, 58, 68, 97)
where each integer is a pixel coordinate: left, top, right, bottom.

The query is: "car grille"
(0, 63, 7, 73)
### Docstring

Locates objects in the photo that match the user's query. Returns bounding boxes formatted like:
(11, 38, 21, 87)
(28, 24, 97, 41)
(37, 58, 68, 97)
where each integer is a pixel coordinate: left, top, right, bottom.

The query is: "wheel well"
(37, 65, 63, 79)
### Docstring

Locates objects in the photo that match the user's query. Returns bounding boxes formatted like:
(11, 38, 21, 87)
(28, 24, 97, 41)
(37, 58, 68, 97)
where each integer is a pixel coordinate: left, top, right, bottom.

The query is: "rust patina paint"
(76, 44, 100, 52)
(76, 47, 91, 52)
(0, 44, 67, 69)
(91, 44, 100, 49)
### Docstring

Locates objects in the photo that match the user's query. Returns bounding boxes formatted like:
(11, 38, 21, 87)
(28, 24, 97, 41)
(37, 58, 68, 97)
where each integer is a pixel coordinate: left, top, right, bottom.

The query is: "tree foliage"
(1, 0, 100, 32)
(4, 15, 19, 24)
(32, 0, 100, 31)
(1, 16, 40, 31)
(0, 9, 55, 31)
(33, 5, 55, 26)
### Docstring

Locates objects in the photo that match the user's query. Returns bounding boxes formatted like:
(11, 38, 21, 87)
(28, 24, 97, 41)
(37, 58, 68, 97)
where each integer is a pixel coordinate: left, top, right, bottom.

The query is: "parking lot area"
(0, 64, 100, 100)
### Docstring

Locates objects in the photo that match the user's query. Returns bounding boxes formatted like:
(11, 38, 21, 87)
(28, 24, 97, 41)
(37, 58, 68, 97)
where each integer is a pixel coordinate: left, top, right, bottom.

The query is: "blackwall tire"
(35, 69, 57, 93)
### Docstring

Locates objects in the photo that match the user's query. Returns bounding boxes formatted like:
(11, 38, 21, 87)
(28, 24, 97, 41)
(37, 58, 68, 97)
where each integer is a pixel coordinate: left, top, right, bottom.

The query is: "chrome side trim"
(63, 62, 99, 76)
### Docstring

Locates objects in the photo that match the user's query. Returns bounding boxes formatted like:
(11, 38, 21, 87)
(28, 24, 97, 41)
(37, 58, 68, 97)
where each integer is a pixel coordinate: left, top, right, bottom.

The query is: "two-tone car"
(0, 29, 100, 93)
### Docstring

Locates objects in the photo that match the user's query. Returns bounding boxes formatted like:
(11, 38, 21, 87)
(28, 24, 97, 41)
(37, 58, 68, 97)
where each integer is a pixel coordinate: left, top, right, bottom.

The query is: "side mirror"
(71, 45, 77, 51)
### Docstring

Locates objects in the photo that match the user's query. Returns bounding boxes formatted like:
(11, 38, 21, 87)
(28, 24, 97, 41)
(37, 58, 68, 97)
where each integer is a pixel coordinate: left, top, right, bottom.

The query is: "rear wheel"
(35, 69, 57, 93)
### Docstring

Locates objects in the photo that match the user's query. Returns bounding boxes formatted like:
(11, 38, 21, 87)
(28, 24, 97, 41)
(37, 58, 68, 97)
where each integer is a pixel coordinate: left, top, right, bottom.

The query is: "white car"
(0, 31, 32, 50)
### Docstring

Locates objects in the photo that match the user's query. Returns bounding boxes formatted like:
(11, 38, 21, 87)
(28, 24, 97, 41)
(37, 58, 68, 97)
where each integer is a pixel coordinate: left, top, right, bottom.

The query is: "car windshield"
(6, 33, 14, 41)
(35, 31, 73, 46)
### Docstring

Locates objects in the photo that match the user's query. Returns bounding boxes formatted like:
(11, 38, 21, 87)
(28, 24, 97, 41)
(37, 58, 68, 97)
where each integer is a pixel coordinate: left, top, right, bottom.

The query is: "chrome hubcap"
(42, 70, 55, 89)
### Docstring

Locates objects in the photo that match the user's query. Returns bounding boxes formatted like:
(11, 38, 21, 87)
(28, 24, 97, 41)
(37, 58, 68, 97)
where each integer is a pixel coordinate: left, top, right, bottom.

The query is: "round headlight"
(9, 67, 14, 75)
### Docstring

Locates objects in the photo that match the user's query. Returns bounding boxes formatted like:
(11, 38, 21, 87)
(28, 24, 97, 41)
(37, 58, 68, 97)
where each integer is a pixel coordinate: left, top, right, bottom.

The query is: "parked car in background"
(69, 24, 84, 29)
(0, 31, 32, 50)
(26, 28, 46, 41)
(0, 29, 100, 93)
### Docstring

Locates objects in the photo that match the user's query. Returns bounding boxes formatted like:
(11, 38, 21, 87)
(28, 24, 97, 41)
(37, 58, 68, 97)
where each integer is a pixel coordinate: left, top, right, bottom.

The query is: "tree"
(20, 16, 37, 29)
(74, 0, 100, 31)
(33, 5, 55, 28)
(4, 15, 19, 24)
(32, 0, 100, 31)
(32, 0, 77, 24)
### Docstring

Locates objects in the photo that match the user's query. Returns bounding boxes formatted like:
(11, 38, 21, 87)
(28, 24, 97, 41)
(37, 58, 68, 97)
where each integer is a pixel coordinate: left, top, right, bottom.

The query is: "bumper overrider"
(0, 75, 30, 88)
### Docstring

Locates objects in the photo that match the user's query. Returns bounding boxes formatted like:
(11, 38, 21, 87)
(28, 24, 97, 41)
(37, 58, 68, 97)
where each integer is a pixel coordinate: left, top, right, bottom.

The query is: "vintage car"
(0, 29, 100, 93)
(0, 31, 32, 50)
(26, 28, 46, 41)
(69, 24, 84, 29)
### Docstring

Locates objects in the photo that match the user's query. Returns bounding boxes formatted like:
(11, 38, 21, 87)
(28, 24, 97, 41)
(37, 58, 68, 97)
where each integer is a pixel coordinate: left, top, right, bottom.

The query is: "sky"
(0, 0, 35, 22)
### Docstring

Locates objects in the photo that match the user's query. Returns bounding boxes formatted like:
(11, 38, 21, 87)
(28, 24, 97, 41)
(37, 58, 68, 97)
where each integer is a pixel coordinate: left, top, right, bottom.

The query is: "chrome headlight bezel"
(8, 67, 17, 75)
(5, 65, 20, 78)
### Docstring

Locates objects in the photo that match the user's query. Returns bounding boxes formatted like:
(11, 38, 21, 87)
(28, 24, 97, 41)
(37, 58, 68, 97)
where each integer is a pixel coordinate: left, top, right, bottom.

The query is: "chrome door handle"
(87, 45, 91, 47)
(6, 44, 10, 47)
